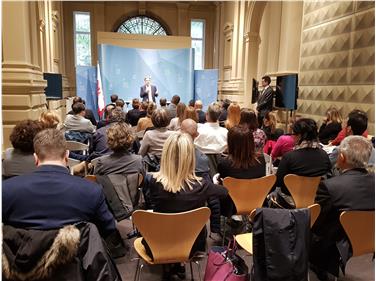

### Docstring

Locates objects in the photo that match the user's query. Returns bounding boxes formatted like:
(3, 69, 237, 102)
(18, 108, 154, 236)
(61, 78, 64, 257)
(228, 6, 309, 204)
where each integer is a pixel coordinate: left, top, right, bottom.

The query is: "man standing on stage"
(256, 75, 274, 127)
(140, 76, 158, 102)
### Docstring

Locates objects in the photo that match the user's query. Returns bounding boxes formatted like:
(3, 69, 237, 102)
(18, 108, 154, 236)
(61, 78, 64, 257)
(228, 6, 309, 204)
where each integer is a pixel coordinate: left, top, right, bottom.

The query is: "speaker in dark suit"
(140, 76, 158, 102)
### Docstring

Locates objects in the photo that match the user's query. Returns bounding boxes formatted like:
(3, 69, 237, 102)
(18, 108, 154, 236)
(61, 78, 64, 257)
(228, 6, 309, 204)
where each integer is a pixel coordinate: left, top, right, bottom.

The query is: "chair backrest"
(85, 175, 97, 182)
(248, 203, 320, 228)
(308, 203, 320, 228)
(223, 175, 276, 215)
(132, 207, 211, 264)
(284, 174, 321, 208)
(66, 141, 89, 153)
(340, 211, 375, 257)
(67, 158, 81, 175)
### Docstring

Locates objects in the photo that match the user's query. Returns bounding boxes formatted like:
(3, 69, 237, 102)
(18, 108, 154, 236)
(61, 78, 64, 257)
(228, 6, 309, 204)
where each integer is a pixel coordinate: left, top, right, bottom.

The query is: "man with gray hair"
(310, 135, 375, 280)
(194, 100, 206, 123)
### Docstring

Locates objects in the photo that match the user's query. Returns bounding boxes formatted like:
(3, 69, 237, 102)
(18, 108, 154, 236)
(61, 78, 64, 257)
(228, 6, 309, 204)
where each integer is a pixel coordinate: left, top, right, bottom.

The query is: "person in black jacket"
(275, 118, 331, 194)
(142, 132, 228, 279)
(126, 98, 141, 126)
(318, 107, 342, 145)
(310, 136, 375, 280)
(256, 75, 274, 127)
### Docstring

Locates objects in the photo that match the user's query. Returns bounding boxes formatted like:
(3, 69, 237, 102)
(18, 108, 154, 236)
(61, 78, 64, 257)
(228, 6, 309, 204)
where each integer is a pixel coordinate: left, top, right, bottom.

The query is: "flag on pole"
(96, 63, 105, 119)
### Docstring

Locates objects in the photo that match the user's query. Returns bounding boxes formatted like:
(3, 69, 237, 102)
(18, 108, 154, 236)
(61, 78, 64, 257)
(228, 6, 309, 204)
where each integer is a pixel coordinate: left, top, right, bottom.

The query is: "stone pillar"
(2, 1, 47, 149)
(243, 32, 261, 108)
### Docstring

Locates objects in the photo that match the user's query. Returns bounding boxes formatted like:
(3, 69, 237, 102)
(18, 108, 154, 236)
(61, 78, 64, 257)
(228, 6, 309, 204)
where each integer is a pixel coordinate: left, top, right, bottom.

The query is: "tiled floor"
(115, 220, 375, 281)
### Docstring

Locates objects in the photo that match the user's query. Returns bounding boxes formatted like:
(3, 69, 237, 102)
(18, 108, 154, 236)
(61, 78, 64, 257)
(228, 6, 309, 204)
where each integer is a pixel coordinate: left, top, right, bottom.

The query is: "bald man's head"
(180, 118, 198, 139)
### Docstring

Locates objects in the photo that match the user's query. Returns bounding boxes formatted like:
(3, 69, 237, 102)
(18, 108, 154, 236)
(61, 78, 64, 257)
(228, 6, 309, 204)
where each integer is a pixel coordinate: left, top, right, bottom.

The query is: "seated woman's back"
(139, 109, 174, 157)
(276, 118, 331, 192)
(94, 122, 145, 176)
(218, 125, 266, 180)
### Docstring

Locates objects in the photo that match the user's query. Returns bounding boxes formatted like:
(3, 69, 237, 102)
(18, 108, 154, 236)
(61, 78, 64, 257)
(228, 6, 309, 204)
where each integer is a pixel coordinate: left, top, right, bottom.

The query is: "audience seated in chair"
(239, 109, 266, 154)
(328, 109, 374, 167)
(97, 104, 116, 129)
(2, 120, 44, 178)
(218, 125, 266, 216)
(310, 136, 375, 280)
(92, 108, 127, 157)
(194, 100, 206, 124)
(3, 129, 118, 240)
(224, 103, 240, 129)
(167, 94, 180, 120)
(318, 107, 342, 145)
(275, 118, 331, 195)
(168, 102, 186, 131)
(194, 103, 228, 154)
(180, 118, 210, 180)
(94, 122, 145, 176)
(142, 132, 228, 278)
(136, 102, 156, 132)
(64, 102, 96, 133)
(67, 96, 97, 126)
(218, 99, 231, 123)
(39, 110, 62, 130)
(139, 109, 174, 158)
(126, 98, 142, 126)
(183, 106, 198, 123)
(262, 111, 284, 155)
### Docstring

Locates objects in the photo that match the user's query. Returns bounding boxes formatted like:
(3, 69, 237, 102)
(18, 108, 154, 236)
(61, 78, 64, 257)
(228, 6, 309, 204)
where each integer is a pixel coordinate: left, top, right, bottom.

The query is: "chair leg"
(190, 261, 194, 281)
(137, 263, 144, 281)
(222, 217, 228, 246)
(195, 260, 202, 281)
(134, 258, 140, 281)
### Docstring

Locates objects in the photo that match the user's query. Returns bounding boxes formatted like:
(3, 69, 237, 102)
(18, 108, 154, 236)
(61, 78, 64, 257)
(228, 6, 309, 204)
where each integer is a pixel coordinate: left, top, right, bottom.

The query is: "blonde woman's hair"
(225, 103, 241, 129)
(153, 132, 201, 193)
(326, 107, 342, 124)
(39, 110, 61, 129)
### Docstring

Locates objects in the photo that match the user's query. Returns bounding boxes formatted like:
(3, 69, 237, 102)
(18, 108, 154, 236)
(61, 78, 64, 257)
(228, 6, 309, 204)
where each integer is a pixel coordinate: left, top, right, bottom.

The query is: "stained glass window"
(117, 16, 167, 35)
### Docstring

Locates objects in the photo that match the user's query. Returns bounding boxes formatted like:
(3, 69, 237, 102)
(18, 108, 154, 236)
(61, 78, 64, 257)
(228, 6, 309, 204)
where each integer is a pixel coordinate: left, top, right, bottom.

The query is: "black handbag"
(266, 187, 295, 209)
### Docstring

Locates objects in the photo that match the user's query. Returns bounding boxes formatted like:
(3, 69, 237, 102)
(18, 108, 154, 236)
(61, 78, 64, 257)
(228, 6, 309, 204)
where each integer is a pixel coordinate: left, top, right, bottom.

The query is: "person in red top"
(329, 109, 368, 146)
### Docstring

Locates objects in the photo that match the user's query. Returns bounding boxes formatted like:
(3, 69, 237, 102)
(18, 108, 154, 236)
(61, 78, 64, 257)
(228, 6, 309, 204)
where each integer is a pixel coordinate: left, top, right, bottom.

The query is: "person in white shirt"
(140, 76, 158, 103)
(194, 103, 228, 154)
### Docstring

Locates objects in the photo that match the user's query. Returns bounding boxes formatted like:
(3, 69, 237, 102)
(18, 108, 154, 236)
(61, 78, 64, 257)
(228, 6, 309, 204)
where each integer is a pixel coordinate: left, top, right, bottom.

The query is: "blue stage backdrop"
(98, 44, 195, 104)
(194, 69, 219, 110)
(76, 66, 99, 120)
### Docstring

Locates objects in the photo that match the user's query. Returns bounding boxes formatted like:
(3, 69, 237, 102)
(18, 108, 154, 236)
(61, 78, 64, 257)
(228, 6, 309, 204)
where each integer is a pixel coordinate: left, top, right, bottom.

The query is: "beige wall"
(2, 1, 67, 150)
(297, 1, 375, 133)
(63, 1, 217, 89)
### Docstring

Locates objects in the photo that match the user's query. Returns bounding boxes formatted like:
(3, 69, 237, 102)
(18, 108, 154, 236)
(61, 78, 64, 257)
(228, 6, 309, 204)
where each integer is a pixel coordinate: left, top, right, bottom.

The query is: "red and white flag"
(96, 63, 105, 119)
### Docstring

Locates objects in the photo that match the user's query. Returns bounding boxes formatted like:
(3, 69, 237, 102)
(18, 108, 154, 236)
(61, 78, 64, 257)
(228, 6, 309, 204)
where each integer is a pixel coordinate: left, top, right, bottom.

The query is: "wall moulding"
(223, 23, 234, 41)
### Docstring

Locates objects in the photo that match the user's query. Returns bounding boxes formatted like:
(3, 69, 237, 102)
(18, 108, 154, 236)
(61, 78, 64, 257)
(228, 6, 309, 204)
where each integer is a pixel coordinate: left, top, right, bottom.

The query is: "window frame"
(73, 11, 92, 66)
(116, 16, 168, 36)
(190, 19, 206, 70)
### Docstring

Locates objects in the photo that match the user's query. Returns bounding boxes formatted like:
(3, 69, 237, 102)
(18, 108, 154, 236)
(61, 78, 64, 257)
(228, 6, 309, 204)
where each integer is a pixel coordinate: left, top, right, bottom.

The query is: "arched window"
(116, 16, 167, 35)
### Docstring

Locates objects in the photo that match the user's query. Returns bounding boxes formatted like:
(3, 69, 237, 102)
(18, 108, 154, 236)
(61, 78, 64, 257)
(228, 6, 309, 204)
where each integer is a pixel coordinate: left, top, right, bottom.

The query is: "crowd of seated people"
(2, 93, 375, 281)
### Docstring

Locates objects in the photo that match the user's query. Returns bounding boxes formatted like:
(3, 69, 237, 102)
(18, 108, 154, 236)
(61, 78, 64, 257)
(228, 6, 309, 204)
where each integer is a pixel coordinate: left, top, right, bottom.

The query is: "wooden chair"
(340, 211, 375, 257)
(67, 158, 81, 175)
(223, 175, 276, 216)
(84, 175, 97, 182)
(132, 207, 211, 281)
(284, 174, 321, 208)
(235, 204, 321, 255)
(222, 175, 276, 244)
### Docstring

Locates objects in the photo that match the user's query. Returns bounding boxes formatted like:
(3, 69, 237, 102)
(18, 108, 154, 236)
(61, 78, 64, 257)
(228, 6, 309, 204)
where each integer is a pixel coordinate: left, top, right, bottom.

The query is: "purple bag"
(204, 240, 249, 281)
